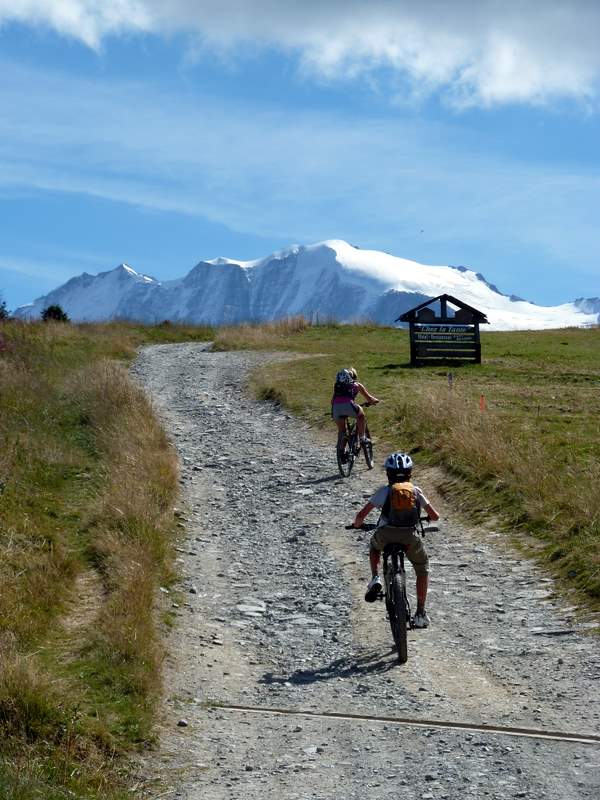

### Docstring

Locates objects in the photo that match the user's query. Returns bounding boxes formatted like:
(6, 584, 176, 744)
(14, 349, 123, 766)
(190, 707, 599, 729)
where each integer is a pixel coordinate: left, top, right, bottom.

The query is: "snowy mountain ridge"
(14, 239, 599, 331)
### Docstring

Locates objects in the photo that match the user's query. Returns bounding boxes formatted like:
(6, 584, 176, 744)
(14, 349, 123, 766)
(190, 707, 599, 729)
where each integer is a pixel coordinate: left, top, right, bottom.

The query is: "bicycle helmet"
(385, 452, 413, 481)
(385, 452, 413, 472)
(335, 369, 353, 385)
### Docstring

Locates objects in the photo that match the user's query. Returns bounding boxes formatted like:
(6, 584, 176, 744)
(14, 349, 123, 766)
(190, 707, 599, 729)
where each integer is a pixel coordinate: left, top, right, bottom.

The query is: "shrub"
(42, 305, 70, 323)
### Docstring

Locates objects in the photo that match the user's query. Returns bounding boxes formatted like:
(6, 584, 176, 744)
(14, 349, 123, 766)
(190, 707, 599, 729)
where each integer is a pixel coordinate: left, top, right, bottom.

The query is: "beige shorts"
(370, 525, 429, 576)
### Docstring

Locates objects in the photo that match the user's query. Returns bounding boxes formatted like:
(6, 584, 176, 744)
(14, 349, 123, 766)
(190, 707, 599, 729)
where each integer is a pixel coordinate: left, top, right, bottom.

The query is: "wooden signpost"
(396, 294, 488, 366)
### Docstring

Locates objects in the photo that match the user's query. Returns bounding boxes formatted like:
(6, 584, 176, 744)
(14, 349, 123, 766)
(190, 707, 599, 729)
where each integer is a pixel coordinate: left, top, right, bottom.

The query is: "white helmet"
(384, 452, 413, 473)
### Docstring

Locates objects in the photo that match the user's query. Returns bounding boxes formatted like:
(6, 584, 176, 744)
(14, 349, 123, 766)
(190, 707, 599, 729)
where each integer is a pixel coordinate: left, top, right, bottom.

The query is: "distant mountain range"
(14, 240, 599, 331)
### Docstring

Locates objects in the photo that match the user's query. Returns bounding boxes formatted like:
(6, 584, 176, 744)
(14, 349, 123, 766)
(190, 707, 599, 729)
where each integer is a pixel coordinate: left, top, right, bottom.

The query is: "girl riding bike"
(331, 367, 379, 450)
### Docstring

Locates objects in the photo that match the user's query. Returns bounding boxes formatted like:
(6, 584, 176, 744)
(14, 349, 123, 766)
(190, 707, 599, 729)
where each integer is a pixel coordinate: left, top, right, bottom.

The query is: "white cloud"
(0, 0, 151, 47)
(1, 1, 599, 107)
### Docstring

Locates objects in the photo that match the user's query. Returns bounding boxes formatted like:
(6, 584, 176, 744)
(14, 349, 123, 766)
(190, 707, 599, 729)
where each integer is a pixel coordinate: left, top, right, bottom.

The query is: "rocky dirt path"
(131, 343, 600, 800)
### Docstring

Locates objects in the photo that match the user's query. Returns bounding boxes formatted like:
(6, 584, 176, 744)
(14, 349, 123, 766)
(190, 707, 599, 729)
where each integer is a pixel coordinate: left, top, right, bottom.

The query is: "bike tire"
(337, 421, 356, 477)
(362, 435, 373, 469)
(390, 574, 408, 664)
(337, 441, 354, 477)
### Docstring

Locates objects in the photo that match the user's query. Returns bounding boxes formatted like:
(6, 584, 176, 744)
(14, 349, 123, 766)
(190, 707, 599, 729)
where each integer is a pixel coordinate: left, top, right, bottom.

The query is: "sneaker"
(413, 609, 430, 628)
(364, 575, 383, 603)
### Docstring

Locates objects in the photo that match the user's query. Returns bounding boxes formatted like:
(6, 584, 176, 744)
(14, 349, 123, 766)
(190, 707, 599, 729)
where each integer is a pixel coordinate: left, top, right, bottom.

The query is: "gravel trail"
(132, 343, 600, 800)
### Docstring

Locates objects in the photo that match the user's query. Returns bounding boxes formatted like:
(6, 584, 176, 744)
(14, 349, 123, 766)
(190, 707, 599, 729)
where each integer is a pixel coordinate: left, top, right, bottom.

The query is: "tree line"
(0, 293, 69, 322)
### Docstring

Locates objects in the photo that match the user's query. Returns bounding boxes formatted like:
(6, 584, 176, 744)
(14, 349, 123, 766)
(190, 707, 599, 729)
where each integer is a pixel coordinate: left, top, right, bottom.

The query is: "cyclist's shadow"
(264, 474, 342, 490)
(259, 648, 398, 686)
(297, 474, 343, 485)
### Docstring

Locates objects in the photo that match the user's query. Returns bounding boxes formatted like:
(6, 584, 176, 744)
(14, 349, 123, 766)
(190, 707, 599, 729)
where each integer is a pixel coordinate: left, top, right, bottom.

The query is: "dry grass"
(393, 380, 600, 599)
(71, 360, 178, 706)
(0, 320, 193, 798)
(397, 383, 599, 522)
(214, 315, 315, 349)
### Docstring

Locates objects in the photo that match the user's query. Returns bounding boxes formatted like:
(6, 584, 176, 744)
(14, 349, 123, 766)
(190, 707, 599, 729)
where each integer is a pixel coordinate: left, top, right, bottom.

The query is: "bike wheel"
(336, 427, 355, 477)
(390, 574, 408, 664)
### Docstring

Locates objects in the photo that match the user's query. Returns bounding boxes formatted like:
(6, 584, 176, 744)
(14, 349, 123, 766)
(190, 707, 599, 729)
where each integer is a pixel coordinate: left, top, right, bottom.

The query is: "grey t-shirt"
(369, 484, 430, 527)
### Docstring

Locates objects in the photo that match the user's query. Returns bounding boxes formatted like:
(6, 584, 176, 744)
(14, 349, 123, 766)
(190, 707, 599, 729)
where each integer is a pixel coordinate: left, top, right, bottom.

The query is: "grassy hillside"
(215, 320, 600, 611)
(1, 316, 597, 795)
(0, 320, 213, 799)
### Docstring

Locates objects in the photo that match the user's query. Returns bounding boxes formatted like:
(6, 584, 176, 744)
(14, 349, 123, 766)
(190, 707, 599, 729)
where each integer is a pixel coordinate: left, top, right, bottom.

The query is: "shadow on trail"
(298, 474, 343, 486)
(264, 473, 342, 491)
(259, 649, 398, 687)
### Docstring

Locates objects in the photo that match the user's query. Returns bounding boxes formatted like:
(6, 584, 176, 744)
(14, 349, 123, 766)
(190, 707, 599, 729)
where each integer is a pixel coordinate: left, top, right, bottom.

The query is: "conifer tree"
(42, 304, 70, 322)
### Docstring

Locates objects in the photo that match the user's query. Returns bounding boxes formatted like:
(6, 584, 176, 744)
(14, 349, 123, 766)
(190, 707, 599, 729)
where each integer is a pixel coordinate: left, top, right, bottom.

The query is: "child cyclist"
(332, 367, 379, 450)
(352, 452, 439, 628)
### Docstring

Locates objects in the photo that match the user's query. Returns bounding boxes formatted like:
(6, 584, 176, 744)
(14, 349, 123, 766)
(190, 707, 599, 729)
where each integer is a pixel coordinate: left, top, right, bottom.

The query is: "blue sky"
(1, 1, 599, 310)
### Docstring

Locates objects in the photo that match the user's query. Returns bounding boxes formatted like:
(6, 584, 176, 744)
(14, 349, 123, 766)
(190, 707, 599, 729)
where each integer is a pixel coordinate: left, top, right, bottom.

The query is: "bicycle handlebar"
(419, 517, 439, 534)
(346, 517, 437, 533)
(345, 522, 377, 531)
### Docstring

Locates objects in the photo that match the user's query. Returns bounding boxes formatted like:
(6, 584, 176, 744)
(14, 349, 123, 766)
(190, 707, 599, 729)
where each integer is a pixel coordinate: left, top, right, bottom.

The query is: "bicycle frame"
(335, 406, 373, 477)
(344, 417, 361, 454)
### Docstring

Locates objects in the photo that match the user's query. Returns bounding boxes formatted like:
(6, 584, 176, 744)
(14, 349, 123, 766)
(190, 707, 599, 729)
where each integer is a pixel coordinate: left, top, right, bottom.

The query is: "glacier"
(13, 240, 599, 331)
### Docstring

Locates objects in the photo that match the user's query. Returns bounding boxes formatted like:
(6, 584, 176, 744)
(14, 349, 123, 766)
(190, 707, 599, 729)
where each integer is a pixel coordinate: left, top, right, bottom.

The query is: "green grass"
(0, 319, 214, 799)
(216, 320, 600, 611)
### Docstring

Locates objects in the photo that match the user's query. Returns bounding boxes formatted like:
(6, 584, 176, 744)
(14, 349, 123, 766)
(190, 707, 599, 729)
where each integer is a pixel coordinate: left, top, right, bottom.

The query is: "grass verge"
(0, 319, 214, 799)
(215, 320, 600, 612)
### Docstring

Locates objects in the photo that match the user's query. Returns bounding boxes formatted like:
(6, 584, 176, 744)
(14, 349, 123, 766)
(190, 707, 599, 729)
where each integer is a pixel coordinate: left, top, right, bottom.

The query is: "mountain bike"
(351, 518, 437, 664)
(336, 403, 375, 477)
(382, 517, 438, 663)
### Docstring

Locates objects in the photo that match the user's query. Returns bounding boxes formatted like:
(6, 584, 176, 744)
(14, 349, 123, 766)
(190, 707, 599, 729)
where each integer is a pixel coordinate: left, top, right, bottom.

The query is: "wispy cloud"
(1, 1, 599, 108)
(1, 57, 599, 278)
(0, 253, 76, 282)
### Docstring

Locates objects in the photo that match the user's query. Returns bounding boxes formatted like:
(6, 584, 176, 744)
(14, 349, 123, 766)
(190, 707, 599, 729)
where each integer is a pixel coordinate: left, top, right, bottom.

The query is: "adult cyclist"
(352, 452, 439, 628)
(332, 367, 379, 452)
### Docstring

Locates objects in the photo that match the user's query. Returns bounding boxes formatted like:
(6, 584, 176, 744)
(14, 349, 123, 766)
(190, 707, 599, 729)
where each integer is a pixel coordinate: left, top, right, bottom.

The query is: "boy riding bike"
(332, 367, 379, 452)
(352, 452, 439, 628)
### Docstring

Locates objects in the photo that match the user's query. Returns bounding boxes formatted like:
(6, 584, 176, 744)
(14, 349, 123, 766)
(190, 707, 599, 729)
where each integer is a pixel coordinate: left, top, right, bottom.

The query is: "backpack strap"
(382, 488, 391, 520)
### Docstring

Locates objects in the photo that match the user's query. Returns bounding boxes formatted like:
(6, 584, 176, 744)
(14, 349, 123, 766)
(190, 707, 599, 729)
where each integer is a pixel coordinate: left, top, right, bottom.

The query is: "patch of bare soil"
(61, 568, 104, 635)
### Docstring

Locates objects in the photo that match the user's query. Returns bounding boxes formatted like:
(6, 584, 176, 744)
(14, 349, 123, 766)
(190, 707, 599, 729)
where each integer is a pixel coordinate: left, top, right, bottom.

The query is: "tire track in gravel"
(132, 343, 600, 800)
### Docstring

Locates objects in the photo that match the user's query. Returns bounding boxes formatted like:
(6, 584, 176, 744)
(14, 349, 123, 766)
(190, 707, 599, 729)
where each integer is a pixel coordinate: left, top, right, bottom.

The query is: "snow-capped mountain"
(14, 240, 599, 331)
